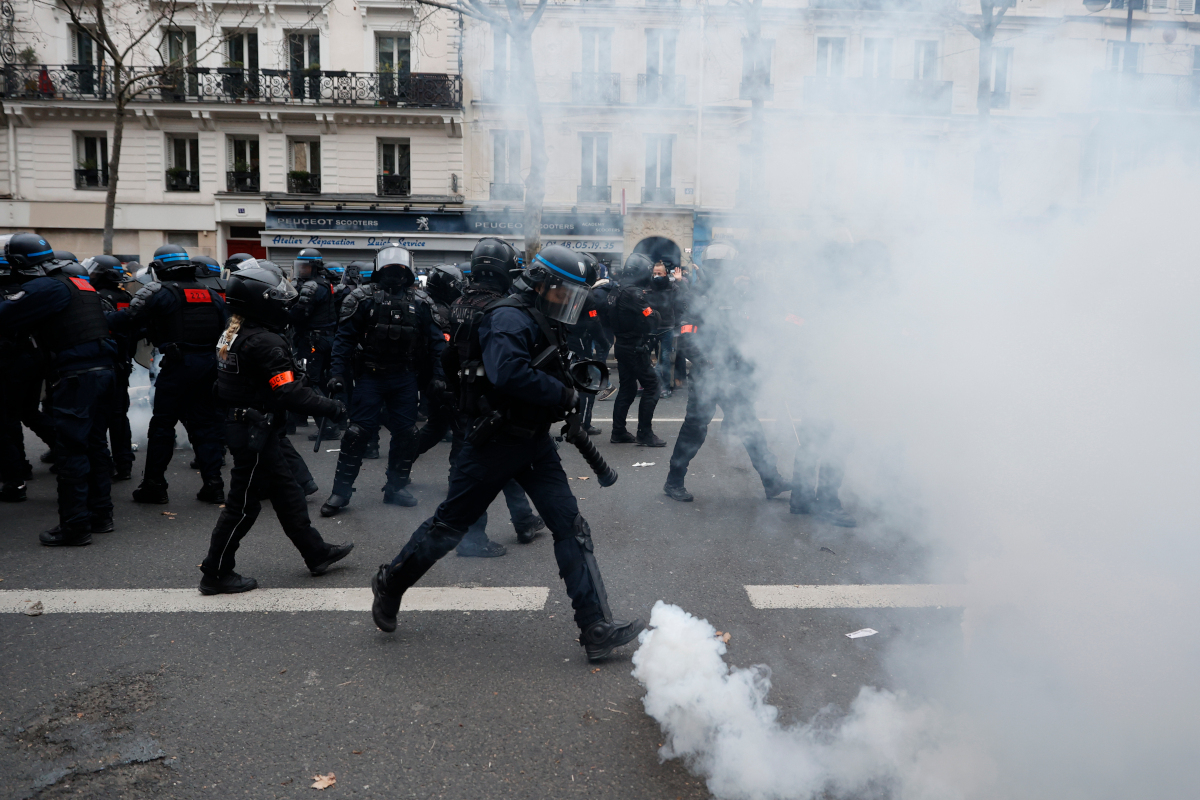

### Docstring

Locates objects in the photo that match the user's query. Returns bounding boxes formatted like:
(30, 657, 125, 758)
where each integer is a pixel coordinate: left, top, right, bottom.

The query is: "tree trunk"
(745, 0, 766, 212)
(977, 24, 993, 120)
(103, 74, 126, 255)
(512, 26, 545, 263)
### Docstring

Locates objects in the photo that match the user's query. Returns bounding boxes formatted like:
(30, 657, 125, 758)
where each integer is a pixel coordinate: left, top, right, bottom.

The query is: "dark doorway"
(631, 236, 681, 269)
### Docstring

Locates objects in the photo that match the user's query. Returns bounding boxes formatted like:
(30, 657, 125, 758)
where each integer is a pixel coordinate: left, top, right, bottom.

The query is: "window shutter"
(1149, 0, 1169, 11)
(71, 30, 79, 64)
(1177, 0, 1195, 12)
(226, 136, 234, 169)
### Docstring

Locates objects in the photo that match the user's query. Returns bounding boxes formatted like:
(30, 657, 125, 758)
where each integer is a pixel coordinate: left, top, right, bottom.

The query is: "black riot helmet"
(373, 246, 415, 289)
(295, 247, 323, 280)
(341, 261, 365, 287)
(149, 243, 193, 281)
(698, 241, 737, 288)
(225, 253, 254, 272)
(54, 250, 78, 262)
(82, 254, 127, 289)
(523, 245, 591, 325)
(325, 261, 344, 281)
(224, 261, 298, 329)
(426, 264, 464, 306)
(5, 232, 56, 273)
(621, 253, 654, 288)
(192, 255, 221, 277)
(47, 259, 88, 278)
(580, 252, 600, 286)
(469, 237, 518, 290)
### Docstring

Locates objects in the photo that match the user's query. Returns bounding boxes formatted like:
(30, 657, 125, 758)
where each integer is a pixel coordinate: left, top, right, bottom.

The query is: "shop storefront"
(261, 207, 625, 271)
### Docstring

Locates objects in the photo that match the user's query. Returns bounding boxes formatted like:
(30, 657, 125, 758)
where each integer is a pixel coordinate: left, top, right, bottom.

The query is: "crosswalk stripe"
(0, 587, 550, 614)
(745, 584, 969, 609)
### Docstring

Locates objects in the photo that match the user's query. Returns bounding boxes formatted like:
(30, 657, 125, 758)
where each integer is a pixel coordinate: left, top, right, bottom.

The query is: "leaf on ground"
(578, 476, 589, 480)
(311, 772, 336, 790)
(23, 601, 43, 617)
(716, 632, 731, 644)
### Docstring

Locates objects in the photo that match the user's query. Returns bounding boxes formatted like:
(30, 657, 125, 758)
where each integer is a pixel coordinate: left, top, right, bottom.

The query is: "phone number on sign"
(543, 240, 620, 251)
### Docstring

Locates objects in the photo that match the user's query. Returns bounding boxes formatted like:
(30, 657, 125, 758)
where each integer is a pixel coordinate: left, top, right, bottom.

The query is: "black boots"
(320, 488, 353, 517)
(132, 480, 169, 504)
(663, 480, 693, 502)
(309, 543, 354, 576)
(91, 514, 114, 533)
(610, 429, 636, 444)
(371, 563, 404, 632)
(456, 539, 507, 558)
(636, 429, 667, 447)
(515, 516, 545, 544)
(580, 619, 645, 662)
(0, 482, 27, 502)
(321, 450, 363, 517)
(383, 483, 417, 507)
(39, 525, 92, 547)
(762, 475, 790, 499)
(199, 572, 258, 595)
(196, 480, 225, 504)
(302, 479, 320, 497)
(790, 488, 857, 527)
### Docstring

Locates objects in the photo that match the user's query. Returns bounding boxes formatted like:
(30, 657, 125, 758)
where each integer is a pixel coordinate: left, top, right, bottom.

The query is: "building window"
(288, 138, 322, 193)
(377, 139, 411, 197)
(863, 37, 893, 78)
(581, 28, 613, 73)
(227, 136, 259, 192)
(576, 28, 617, 103)
(989, 47, 1012, 108)
(816, 37, 846, 78)
(740, 37, 773, 100)
(1107, 41, 1139, 73)
(225, 30, 258, 70)
(163, 29, 197, 99)
(494, 28, 511, 72)
(913, 40, 939, 80)
(74, 132, 108, 189)
(288, 31, 320, 71)
(166, 134, 200, 192)
(646, 29, 677, 76)
(579, 134, 610, 203)
(166, 231, 199, 248)
(491, 130, 523, 200)
(644, 134, 674, 204)
(377, 34, 411, 74)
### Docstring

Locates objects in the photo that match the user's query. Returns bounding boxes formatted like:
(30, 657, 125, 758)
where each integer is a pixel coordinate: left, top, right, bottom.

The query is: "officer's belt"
(58, 364, 115, 378)
(500, 422, 547, 439)
(226, 407, 268, 422)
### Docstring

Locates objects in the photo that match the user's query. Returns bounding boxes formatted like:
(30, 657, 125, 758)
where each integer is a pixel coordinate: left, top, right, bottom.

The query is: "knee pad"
(340, 423, 369, 456)
(552, 514, 592, 548)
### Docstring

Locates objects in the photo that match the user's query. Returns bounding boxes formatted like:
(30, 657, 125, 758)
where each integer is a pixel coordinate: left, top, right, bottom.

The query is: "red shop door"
(226, 239, 266, 261)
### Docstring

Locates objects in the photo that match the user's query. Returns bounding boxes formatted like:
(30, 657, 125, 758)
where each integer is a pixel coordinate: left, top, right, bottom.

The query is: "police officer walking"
(200, 263, 353, 594)
(119, 244, 228, 505)
(289, 248, 338, 428)
(84, 255, 136, 482)
(0, 234, 117, 544)
(663, 242, 789, 502)
(609, 253, 666, 447)
(370, 245, 643, 662)
(321, 246, 444, 516)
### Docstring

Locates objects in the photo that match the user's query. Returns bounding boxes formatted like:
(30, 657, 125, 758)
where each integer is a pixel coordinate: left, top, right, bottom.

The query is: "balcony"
(1091, 71, 1199, 111)
(0, 65, 463, 108)
(577, 185, 611, 204)
(482, 70, 517, 103)
(226, 171, 260, 193)
(490, 183, 525, 201)
(986, 89, 1011, 110)
(641, 186, 675, 204)
(572, 72, 620, 104)
(803, 77, 953, 116)
(377, 174, 411, 197)
(637, 73, 686, 105)
(165, 169, 199, 192)
(74, 168, 108, 189)
(740, 73, 774, 102)
(287, 172, 322, 194)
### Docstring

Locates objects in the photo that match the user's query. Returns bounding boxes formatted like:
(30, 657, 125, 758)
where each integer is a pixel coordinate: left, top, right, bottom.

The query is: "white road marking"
(745, 584, 969, 609)
(0, 587, 549, 614)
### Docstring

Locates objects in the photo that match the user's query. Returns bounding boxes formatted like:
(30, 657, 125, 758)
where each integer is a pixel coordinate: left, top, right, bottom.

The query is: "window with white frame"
(168, 135, 199, 172)
(1107, 41, 1140, 73)
(74, 132, 108, 188)
(377, 139, 411, 195)
(645, 135, 673, 189)
(494, 28, 511, 72)
(581, 28, 613, 73)
(72, 27, 103, 66)
(377, 34, 411, 74)
(288, 32, 320, 71)
(580, 134, 609, 187)
(990, 47, 1013, 97)
(289, 139, 321, 174)
(816, 37, 846, 77)
(227, 136, 259, 173)
(741, 38, 774, 85)
(493, 131, 522, 185)
(913, 40, 939, 80)
(225, 30, 258, 70)
(165, 29, 196, 68)
(863, 37, 893, 78)
(645, 29, 678, 76)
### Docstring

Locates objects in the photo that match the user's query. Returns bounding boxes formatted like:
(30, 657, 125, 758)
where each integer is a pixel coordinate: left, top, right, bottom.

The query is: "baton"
(562, 409, 617, 487)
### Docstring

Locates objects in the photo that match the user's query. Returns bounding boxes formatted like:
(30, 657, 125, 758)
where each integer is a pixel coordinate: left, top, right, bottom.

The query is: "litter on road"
(846, 628, 878, 639)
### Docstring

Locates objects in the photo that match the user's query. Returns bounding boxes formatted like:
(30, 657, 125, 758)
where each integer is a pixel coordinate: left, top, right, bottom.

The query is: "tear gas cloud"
(628, 21, 1200, 800)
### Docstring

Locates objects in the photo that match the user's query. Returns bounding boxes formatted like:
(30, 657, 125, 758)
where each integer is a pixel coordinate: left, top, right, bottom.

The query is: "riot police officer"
(119, 244, 228, 505)
(225, 253, 254, 273)
(564, 253, 605, 436)
(0, 234, 117, 544)
(200, 263, 352, 594)
(193, 255, 226, 298)
(663, 242, 788, 502)
(84, 255, 136, 481)
(370, 245, 643, 663)
(321, 246, 444, 516)
(289, 248, 338, 416)
(609, 253, 666, 447)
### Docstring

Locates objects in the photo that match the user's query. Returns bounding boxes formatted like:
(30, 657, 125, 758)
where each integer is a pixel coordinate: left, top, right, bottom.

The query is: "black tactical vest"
(216, 326, 276, 410)
(152, 281, 225, 348)
(196, 274, 227, 300)
(307, 276, 337, 329)
(362, 286, 425, 370)
(97, 287, 132, 312)
(35, 273, 111, 355)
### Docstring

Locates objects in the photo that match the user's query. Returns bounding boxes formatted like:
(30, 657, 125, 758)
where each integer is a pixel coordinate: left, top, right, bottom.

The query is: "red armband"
(268, 371, 294, 389)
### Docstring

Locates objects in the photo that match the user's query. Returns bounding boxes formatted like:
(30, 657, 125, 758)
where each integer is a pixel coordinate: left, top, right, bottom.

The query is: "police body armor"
(216, 328, 276, 411)
(361, 285, 427, 372)
(196, 273, 227, 300)
(34, 272, 110, 356)
(97, 286, 134, 371)
(151, 281, 225, 349)
(302, 275, 338, 330)
(610, 285, 654, 345)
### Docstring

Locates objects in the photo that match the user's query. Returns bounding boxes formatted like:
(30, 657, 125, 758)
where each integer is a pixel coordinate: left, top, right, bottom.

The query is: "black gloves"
(325, 400, 348, 423)
(560, 385, 580, 413)
(327, 374, 347, 395)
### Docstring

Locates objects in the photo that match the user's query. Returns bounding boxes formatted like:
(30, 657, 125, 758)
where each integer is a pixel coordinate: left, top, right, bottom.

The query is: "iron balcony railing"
(165, 169, 200, 192)
(490, 182, 525, 201)
(226, 171, 260, 193)
(482, 70, 517, 103)
(641, 186, 675, 204)
(287, 172, 322, 194)
(377, 174, 411, 197)
(803, 77, 953, 116)
(739, 73, 774, 102)
(74, 168, 108, 189)
(572, 72, 621, 104)
(637, 73, 686, 105)
(577, 185, 611, 203)
(0, 65, 463, 108)
(1090, 71, 1200, 111)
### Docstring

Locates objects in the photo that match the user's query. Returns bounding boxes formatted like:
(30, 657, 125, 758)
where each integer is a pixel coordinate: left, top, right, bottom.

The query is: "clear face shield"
(535, 277, 590, 325)
(375, 247, 414, 287)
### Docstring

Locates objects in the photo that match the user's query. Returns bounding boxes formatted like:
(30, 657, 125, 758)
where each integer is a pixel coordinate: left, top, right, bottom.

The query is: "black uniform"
(0, 281, 56, 500)
(202, 320, 349, 582)
(95, 283, 135, 479)
(609, 284, 662, 442)
(118, 278, 227, 500)
(289, 268, 338, 415)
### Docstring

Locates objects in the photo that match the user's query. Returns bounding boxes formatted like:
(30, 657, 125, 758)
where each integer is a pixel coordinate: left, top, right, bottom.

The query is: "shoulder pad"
(339, 286, 371, 322)
(486, 295, 530, 312)
(128, 282, 164, 315)
(298, 281, 319, 300)
(411, 287, 432, 304)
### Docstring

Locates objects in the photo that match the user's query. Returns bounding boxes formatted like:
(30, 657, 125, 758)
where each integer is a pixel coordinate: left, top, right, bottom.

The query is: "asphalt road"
(0, 393, 961, 800)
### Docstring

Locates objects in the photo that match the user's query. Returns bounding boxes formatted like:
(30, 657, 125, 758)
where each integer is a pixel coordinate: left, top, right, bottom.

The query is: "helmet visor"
(376, 247, 413, 271)
(537, 278, 590, 325)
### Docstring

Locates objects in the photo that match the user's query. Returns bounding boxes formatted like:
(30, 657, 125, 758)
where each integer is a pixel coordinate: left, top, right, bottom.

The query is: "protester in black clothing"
(646, 262, 679, 399)
(200, 263, 352, 595)
(608, 253, 665, 447)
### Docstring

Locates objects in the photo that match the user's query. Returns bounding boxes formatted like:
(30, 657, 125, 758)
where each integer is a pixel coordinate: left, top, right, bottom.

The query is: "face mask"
(651, 275, 670, 290)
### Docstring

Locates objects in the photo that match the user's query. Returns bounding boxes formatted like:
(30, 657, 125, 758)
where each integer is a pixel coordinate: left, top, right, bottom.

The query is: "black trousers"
(202, 423, 332, 578)
(389, 432, 608, 628)
(144, 353, 224, 486)
(667, 363, 780, 489)
(108, 365, 134, 471)
(49, 368, 115, 530)
(790, 421, 846, 501)
(612, 341, 659, 434)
